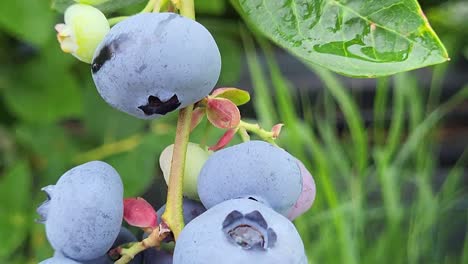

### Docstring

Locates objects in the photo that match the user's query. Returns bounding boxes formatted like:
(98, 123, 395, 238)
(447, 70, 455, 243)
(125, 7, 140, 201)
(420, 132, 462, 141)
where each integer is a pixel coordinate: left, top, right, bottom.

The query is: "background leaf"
(0, 160, 31, 259)
(52, 0, 147, 13)
(2, 41, 82, 123)
(0, 0, 54, 46)
(233, 0, 449, 77)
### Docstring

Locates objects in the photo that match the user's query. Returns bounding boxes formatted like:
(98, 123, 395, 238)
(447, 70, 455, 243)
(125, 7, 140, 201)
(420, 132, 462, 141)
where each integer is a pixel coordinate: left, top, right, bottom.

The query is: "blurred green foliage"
(0, 0, 467, 263)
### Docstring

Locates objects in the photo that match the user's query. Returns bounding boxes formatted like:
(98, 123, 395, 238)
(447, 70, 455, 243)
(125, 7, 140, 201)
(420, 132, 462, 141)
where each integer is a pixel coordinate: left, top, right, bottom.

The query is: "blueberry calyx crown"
(138, 94, 181, 115)
(222, 210, 277, 250)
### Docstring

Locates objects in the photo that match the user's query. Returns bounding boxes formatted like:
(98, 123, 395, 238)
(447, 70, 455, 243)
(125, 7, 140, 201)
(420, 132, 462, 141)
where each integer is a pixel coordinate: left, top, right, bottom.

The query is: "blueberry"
(143, 247, 173, 264)
(38, 161, 124, 261)
(157, 197, 206, 225)
(197, 141, 302, 216)
(287, 160, 316, 220)
(84, 227, 143, 264)
(39, 255, 82, 264)
(91, 12, 221, 119)
(173, 199, 307, 264)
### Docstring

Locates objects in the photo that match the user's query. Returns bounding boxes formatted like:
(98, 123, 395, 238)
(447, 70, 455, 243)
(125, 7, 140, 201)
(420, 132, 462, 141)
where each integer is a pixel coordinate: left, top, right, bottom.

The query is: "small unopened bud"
(55, 4, 110, 63)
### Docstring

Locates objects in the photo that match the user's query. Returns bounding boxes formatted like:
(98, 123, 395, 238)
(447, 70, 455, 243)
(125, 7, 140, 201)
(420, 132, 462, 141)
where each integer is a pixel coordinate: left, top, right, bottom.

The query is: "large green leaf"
(0, 0, 54, 46)
(234, 0, 449, 77)
(52, 0, 147, 13)
(0, 160, 31, 259)
(2, 40, 82, 123)
(106, 131, 174, 197)
(15, 123, 78, 185)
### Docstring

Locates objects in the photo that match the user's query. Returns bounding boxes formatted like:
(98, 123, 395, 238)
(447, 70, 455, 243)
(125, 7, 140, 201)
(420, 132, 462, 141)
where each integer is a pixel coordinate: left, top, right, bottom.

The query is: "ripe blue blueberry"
(197, 140, 302, 216)
(39, 255, 82, 264)
(84, 227, 143, 264)
(173, 199, 307, 264)
(91, 12, 221, 119)
(143, 247, 173, 264)
(37, 161, 124, 261)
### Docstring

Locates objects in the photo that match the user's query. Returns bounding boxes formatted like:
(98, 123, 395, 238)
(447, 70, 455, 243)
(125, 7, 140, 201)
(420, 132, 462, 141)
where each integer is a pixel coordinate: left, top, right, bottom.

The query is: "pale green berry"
(159, 143, 211, 200)
(74, 0, 111, 6)
(55, 4, 110, 63)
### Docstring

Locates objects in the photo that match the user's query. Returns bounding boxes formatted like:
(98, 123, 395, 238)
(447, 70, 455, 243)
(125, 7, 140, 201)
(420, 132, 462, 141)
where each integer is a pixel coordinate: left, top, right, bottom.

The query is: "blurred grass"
(242, 31, 468, 264)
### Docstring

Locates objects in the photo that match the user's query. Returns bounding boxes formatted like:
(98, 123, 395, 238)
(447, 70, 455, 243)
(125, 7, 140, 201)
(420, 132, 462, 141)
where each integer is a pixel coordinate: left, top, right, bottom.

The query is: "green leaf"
(234, 0, 449, 77)
(15, 123, 78, 185)
(82, 78, 146, 142)
(0, 160, 31, 258)
(0, 0, 54, 46)
(106, 131, 174, 197)
(2, 41, 83, 123)
(196, 0, 227, 15)
(52, 0, 147, 13)
(211, 87, 250, 106)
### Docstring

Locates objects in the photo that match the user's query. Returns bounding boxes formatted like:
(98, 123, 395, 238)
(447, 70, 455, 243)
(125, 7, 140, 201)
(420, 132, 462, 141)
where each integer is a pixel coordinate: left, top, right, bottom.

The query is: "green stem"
(161, 106, 193, 239)
(153, 0, 169, 12)
(178, 0, 195, 19)
(238, 120, 277, 145)
(114, 226, 169, 264)
(238, 127, 250, 142)
(160, 0, 195, 240)
(142, 0, 157, 12)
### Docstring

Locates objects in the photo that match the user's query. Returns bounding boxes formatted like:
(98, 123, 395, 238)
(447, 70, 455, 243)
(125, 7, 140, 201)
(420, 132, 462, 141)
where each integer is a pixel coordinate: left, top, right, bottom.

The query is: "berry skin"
(160, 143, 211, 200)
(173, 199, 307, 264)
(143, 248, 173, 264)
(56, 4, 110, 63)
(157, 197, 206, 225)
(39, 255, 82, 264)
(287, 160, 316, 220)
(197, 140, 302, 216)
(37, 161, 124, 261)
(84, 227, 143, 264)
(91, 12, 221, 119)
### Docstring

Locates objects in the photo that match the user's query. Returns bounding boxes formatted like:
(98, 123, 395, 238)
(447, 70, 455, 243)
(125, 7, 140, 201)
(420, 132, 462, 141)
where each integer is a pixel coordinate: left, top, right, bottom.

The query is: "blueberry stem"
(160, 0, 195, 240)
(161, 106, 193, 239)
(115, 225, 170, 264)
(142, 0, 158, 12)
(237, 120, 278, 146)
(152, 0, 169, 12)
(238, 127, 250, 142)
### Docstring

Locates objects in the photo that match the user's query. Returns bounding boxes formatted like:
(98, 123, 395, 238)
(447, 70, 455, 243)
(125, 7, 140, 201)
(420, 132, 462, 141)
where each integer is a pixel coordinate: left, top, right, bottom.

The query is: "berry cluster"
(39, 3, 316, 263)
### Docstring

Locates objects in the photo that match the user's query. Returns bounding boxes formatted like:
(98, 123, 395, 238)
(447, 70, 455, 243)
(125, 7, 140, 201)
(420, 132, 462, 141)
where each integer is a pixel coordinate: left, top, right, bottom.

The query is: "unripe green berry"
(160, 143, 211, 200)
(55, 4, 110, 63)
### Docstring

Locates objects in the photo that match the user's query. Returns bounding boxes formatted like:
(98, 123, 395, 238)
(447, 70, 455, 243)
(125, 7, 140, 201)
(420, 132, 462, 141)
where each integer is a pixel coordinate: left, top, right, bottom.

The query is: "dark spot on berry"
(92, 34, 129, 73)
(138, 94, 181, 115)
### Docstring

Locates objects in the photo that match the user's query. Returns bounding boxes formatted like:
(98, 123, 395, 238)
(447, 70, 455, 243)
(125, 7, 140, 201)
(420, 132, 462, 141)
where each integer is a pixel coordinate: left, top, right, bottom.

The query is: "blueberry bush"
(0, 0, 467, 263)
